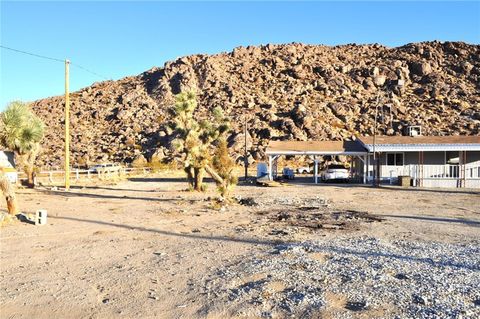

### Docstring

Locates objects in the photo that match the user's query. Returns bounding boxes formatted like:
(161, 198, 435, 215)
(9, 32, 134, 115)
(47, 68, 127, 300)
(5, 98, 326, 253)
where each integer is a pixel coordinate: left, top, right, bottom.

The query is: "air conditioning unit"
(407, 125, 422, 137)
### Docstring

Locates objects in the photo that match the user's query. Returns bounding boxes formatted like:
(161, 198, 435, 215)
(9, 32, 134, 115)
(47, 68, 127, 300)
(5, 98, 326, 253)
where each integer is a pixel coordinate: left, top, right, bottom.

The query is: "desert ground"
(1, 172, 479, 319)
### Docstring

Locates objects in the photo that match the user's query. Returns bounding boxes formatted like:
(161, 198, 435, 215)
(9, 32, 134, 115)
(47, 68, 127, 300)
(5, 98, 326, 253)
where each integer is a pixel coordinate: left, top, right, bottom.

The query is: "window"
(446, 151, 459, 164)
(387, 154, 395, 166)
(395, 153, 404, 166)
(386, 153, 403, 166)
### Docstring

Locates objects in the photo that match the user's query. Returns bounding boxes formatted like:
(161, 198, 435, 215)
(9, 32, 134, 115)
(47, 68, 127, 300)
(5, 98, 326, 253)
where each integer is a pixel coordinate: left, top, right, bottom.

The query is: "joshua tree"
(171, 91, 233, 192)
(0, 170, 18, 215)
(212, 137, 238, 199)
(0, 101, 45, 188)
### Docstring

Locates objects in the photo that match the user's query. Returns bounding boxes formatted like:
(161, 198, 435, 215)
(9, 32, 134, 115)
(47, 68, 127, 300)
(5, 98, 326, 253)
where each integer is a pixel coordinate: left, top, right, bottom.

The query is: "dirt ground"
(1, 173, 479, 319)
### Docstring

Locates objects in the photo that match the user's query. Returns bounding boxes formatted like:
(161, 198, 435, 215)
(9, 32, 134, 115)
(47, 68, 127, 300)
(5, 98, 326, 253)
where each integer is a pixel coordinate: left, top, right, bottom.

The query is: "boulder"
(151, 148, 166, 163)
(373, 75, 386, 87)
(131, 154, 147, 167)
(409, 61, 432, 76)
(229, 132, 253, 152)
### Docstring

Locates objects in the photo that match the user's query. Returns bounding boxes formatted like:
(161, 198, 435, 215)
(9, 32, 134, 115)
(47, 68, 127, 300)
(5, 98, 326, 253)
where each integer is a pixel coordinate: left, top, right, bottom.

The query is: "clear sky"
(1, 1, 479, 109)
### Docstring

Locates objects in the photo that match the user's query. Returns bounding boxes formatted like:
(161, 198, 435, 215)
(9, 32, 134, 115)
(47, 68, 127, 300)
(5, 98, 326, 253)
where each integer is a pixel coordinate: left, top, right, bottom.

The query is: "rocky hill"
(31, 41, 480, 168)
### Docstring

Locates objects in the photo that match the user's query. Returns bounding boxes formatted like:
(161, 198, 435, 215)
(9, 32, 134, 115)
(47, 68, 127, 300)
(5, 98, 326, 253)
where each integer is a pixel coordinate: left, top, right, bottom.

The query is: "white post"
(367, 154, 370, 183)
(363, 155, 367, 184)
(268, 156, 273, 180)
(314, 159, 318, 184)
(413, 165, 417, 187)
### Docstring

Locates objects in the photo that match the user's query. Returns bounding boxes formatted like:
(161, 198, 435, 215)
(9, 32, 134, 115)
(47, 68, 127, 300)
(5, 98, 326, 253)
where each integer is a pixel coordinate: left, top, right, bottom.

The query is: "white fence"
(385, 164, 480, 180)
(18, 167, 153, 184)
(377, 164, 480, 188)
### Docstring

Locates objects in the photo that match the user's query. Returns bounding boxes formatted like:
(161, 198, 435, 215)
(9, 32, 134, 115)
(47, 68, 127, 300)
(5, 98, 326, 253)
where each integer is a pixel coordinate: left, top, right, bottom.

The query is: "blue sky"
(1, 1, 479, 109)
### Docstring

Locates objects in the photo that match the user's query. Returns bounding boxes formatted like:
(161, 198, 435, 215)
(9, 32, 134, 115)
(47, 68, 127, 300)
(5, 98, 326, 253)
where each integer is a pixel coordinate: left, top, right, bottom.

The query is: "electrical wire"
(70, 62, 110, 80)
(0, 45, 64, 63)
(1, 45, 111, 80)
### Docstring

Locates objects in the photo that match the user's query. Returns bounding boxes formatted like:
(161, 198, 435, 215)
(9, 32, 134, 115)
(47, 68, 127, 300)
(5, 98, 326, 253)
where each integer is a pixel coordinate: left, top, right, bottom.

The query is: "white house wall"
(362, 151, 480, 188)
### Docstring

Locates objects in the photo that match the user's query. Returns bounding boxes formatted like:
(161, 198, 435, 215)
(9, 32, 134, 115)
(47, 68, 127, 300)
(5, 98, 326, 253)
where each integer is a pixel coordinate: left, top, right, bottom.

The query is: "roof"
(358, 135, 480, 152)
(266, 140, 368, 156)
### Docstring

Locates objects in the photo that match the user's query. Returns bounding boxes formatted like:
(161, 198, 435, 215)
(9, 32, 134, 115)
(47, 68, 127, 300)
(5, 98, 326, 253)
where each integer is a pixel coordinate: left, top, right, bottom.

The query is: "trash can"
(398, 176, 411, 187)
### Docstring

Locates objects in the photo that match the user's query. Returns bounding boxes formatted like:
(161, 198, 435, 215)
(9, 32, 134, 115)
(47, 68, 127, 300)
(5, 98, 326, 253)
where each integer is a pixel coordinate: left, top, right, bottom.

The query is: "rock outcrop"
(30, 41, 480, 168)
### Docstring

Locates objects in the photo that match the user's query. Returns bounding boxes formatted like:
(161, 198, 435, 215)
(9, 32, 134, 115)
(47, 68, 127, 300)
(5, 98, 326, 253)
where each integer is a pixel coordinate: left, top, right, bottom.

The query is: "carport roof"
(266, 140, 368, 156)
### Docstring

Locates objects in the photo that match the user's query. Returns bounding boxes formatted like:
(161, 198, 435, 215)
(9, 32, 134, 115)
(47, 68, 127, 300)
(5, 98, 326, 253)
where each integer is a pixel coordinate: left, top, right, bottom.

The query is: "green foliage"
(0, 101, 44, 154)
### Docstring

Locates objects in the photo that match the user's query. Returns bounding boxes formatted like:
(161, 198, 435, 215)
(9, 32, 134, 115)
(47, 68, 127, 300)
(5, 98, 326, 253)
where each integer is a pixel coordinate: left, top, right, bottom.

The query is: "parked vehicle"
(321, 163, 349, 182)
(89, 163, 122, 173)
(282, 167, 295, 180)
(297, 166, 312, 174)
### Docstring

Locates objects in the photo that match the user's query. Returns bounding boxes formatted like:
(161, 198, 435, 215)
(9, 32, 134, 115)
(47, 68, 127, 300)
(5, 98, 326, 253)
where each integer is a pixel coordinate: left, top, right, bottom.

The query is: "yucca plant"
(0, 101, 45, 188)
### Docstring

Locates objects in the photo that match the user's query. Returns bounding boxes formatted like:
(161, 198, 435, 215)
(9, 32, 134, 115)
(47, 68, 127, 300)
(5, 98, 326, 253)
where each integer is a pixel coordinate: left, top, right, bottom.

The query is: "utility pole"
(244, 110, 248, 181)
(65, 59, 70, 191)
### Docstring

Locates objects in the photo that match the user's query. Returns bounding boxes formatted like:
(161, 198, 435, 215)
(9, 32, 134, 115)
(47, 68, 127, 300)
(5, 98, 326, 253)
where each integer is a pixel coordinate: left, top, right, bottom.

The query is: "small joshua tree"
(0, 101, 45, 188)
(170, 91, 235, 194)
(212, 137, 238, 199)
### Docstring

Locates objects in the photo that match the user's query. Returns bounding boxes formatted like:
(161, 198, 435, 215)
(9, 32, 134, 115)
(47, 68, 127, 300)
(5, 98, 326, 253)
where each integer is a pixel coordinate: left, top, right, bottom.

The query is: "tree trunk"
(194, 167, 205, 191)
(0, 173, 19, 215)
(15, 144, 40, 189)
(26, 166, 35, 188)
(184, 166, 194, 189)
(205, 164, 224, 184)
(6, 194, 18, 215)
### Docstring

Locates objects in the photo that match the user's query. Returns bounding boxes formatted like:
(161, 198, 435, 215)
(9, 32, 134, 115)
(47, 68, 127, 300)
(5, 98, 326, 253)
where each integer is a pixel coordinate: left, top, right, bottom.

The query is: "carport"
(265, 140, 369, 183)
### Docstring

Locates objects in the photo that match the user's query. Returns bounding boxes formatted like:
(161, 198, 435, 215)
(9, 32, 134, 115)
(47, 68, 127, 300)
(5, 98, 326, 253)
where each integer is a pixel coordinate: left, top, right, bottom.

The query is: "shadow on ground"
(383, 214, 480, 227)
(35, 189, 180, 202)
(50, 215, 284, 247)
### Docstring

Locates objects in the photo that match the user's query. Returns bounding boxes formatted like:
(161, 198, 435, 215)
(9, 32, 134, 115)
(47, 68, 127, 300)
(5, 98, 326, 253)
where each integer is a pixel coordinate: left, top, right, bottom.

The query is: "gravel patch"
(199, 237, 480, 318)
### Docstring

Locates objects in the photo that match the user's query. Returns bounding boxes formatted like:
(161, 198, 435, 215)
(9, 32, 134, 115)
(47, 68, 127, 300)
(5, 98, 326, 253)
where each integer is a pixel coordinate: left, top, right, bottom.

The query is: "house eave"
(360, 144, 480, 152)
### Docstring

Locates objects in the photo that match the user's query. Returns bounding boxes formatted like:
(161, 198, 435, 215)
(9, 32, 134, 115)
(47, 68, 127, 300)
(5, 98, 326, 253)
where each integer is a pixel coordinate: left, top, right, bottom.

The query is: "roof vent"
(406, 125, 422, 137)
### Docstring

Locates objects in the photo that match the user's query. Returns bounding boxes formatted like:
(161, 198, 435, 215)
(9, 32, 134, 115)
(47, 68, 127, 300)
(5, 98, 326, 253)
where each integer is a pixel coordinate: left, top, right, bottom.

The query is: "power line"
(70, 62, 110, 80)
(0, 45, 64, 63)
(1, 45, 111, 81)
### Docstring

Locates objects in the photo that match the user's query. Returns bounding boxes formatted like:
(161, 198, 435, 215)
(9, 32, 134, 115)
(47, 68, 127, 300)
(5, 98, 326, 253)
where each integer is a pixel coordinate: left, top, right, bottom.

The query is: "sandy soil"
(1, 174, 479, 318)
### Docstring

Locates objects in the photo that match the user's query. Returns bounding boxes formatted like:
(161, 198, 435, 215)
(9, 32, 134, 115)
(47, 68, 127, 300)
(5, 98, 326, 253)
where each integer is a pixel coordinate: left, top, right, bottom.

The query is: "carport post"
(314, 159, 318, 184)
(363, 155, 367, 184)
(268, 155, 273, 180)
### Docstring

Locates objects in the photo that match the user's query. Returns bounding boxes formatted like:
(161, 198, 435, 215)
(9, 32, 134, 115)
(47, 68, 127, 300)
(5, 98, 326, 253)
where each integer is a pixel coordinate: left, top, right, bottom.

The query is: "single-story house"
(265, 135, 480, 188)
